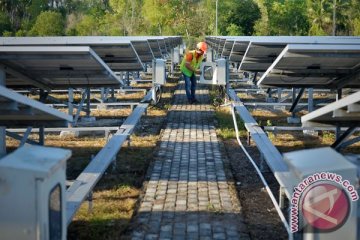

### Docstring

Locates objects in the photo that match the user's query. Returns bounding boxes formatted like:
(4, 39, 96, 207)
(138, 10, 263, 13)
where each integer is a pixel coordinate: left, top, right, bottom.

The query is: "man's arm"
(184, 53, 201, 74)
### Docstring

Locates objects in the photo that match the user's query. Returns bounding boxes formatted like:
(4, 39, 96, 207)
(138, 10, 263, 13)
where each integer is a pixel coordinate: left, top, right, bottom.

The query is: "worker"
(180, 41, 207, 104)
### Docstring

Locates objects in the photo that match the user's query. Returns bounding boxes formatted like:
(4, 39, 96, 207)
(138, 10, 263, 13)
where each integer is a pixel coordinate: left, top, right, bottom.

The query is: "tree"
(0, 11, 11, 36)
(224, 0, 261, 36)
(29, 11, 65, 36)
(254, 0, 270, 35)
(348, 0, 360, 35)
(74, 14, 99, 35)
(142, 0, 172, 35)
(226, 24, 243, 36)
(108, 0, 144, 36)
(306, 0, 332, 35)
(269, 0, 309, 35)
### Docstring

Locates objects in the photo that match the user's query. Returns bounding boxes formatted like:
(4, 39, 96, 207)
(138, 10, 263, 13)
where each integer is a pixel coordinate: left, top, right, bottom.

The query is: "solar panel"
(217, 39, 226, 55)
(0, 85, 72, 127)
(0, 36, 145, 71)
(148, 39, 163, 58)
(257, 44, 360, 89)
(158, 39, 168, 57)
(221, 40, 234, 58)
(129, 40, 154, 63)
(240, 36, 360, 72)
(0, 46, 122, 89)
(302, 91, 360, 127)
(229, 40, 250, 62)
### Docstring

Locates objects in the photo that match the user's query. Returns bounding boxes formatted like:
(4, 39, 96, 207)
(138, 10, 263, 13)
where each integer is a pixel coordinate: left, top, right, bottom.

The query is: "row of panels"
(0, 36, 182, 89)
(0, 36, 182, 127)
(206, 36, 360, 89)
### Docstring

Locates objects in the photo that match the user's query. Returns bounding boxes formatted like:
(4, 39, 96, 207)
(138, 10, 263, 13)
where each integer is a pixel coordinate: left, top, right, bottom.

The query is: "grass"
(5, 76, 179, 240)
(66, 79, 179, 239)
(67, 133, 160, 240)
(208, 87, 245, 140)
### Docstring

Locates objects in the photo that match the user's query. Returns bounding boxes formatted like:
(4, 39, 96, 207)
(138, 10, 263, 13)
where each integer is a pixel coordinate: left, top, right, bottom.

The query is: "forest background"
(1, 0, 360, 46)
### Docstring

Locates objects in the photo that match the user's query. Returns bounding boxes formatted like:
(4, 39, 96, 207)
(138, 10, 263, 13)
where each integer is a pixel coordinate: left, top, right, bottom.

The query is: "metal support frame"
(73, 89, 87, 125)
(19, 127, 33, 146)
(228, 88, 294, 238)
(277, 88, 282, 102)
(331, 124, 358, 150)
(307, 88, 314, 112)
(111, 87, 115, 99)
(335, 88, 343, 139)
(289, 88, 305, 114)
(100, 88, 105, 103)
(252, 72, 258, 84)
(126, 72, 130, 87)
(228, 88, 295, 199)
(5, 128, 38, 146)
(86, 87, 91, 118)
(337, 136, 360, 149)
(66, 90, 153, 225)
(38, 89, 48, 146)
(68, 88, 74, 117)
(296, 98, 333, 112)
(0, 68, 6, 158)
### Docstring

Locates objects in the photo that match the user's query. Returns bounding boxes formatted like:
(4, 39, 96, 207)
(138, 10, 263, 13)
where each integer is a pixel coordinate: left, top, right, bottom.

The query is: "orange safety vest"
(180, 50, 204, 77)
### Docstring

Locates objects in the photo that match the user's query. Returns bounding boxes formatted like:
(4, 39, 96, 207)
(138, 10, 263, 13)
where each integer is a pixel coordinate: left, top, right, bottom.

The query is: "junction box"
(153, 58, 166, 85)
(199, 58, 228, 85)
(0, 144, 71, 240)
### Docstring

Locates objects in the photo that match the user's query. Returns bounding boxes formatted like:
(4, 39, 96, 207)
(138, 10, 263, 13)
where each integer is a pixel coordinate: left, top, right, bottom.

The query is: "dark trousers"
(183, 73, 197, 101)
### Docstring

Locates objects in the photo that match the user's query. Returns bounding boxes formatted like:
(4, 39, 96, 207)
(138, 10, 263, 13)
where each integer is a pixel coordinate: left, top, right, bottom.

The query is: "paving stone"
(144, 234, 158, 240)
(213, 232, 226, 240)
(131, 84, 249, 239)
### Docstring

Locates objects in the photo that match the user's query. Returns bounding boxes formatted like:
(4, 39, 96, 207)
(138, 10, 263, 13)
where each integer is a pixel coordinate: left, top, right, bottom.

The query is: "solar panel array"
(0, 85, 72, 127)
(0, 36, 182, 127)
(206, 36, 360, 89)
(257, 44, 360, 89)
(206, 35, 360, 140)
(0, 46, 122, 89)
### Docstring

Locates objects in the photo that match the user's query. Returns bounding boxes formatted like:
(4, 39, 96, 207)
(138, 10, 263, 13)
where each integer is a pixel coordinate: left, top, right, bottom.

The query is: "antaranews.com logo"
(290, 172, 359, 233)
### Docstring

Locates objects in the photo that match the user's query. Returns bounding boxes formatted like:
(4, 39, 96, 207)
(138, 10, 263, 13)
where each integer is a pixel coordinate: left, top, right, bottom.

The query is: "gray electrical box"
(199, 58, 227, 85)
(0, 144, 71, 240)
(153, 58, 166, 85)
(283, 147, 358, 240)
(206, 48, 214, 63)
(172, 47, 180, 64)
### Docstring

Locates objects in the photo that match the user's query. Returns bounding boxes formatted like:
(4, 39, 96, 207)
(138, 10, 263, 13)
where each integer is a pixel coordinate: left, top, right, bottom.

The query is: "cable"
(155, 85, 162, 104)
(230, 104, 293, 239)
(151, 85, 162, 105)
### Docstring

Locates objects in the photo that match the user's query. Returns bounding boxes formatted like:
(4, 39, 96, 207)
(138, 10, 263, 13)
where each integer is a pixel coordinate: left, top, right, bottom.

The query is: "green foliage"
(74, 15, 99, 36)
(0, 11, 11, 36)
(15, 29, 28, 37)
(269, 0, 309, 35)
(226, 24, 244, 36)
(29, 11, 65, 36)
(254, 0, 270, 35)
(2, 31, 13, 37)
(0, 0, 359, 37)
(224, 0, 261, 36)
(353, 18, 360, 35)
(308, 22, 327, 36)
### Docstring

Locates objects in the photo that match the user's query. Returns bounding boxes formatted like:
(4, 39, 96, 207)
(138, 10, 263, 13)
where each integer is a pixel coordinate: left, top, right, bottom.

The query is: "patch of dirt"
(221, 137, 288, 240)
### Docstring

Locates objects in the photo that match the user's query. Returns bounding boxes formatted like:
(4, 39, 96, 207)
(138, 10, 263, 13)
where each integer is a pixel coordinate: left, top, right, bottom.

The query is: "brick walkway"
(131, 84, 249, 240)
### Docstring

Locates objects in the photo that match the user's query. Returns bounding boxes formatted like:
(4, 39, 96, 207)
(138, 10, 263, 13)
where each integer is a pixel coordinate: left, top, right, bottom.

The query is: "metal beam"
(289, 88, 305, 113)
(228, 88, 295, 199)
(6, 129, 38, 145)
(0, 68, 6, 158)
(66, 89, 152, 225)
(332, 125, 358, 150)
